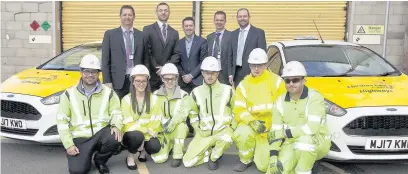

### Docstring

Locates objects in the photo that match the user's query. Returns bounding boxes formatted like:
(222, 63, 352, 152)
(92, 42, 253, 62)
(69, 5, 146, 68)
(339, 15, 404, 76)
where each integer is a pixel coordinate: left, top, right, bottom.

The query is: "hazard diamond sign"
(356, 25, 384, 35)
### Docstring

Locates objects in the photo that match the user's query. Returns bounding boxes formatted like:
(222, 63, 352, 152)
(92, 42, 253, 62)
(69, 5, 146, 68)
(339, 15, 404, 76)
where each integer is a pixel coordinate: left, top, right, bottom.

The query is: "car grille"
(1, 100, 42, 120)
(348, 146, 408, 155)
(343, 115, 408, 136)
(1, 127, 38, 136)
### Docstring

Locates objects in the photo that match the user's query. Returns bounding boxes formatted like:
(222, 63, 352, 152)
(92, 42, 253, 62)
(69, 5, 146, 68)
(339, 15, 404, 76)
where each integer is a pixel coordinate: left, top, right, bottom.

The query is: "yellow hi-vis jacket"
(121, 93, 162, 141)
(56, 81, 123, 149)
(153, 85, 189, 128)
(234, 70, 286, 131)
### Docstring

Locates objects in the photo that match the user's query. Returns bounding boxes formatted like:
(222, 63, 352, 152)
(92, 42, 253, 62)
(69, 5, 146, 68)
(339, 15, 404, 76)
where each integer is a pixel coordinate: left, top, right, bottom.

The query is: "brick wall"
(1, 1, 54, 82)
(350, 1, 408, 73)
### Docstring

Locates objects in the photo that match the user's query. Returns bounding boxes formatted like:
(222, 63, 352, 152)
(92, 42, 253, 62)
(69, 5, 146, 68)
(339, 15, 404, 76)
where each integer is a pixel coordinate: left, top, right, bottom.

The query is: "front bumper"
(1, 93, 61, 143)
(326, 106, 408, 161)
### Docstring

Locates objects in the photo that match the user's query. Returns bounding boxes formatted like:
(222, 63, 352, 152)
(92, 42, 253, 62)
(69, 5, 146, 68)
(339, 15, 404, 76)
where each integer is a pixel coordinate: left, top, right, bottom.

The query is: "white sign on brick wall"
(352, 35, 381, 45)
(29, 35, 51, 44)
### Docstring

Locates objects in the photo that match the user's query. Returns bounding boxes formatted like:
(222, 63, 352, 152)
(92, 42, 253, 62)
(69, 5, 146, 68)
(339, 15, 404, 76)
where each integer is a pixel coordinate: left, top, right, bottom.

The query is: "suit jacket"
(228, 25, 266, 84)
(207, 30, 231, 84)
(101, 27, 149, 89)
(178, 35, 208, 86)
(142, 22, 180, 82)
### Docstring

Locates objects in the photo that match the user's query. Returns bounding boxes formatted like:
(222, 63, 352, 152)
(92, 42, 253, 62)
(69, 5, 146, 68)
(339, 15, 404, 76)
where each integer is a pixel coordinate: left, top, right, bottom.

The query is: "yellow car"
(267, 38, 408, 161)
(1, 41, 102, 143)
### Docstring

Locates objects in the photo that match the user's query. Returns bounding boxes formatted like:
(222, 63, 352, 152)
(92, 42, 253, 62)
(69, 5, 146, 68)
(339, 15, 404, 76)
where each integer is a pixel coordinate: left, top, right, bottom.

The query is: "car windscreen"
(38, 45, 102, 71)
(283, 45, 399, 77)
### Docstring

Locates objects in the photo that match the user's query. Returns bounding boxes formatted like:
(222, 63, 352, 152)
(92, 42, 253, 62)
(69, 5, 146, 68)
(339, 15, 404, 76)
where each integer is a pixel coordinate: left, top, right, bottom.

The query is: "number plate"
(1, 117, 27, 130)
(365, 138, 408, 150)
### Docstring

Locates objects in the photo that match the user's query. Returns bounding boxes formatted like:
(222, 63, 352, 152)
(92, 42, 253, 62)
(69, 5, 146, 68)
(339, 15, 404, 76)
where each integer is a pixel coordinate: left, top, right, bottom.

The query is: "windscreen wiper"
(376, 71, 399, 76)
(42, 67, 68, 70)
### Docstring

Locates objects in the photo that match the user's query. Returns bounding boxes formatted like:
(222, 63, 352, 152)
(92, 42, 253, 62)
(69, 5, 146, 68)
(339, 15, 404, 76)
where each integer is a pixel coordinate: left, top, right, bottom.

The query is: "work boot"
(208, 159, 219, 170)
(171, 159, 182, 168)
(233, 161, 252, 172)
(95, 163, 110, 174)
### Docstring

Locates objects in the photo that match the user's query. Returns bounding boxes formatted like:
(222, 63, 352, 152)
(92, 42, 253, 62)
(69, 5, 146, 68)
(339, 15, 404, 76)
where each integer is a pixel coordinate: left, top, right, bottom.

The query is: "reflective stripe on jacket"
(184, 81, 235, 136)
(153, 85, 189, 127)
(121, 93, 162, 140)
(233, 70, 286, 131)
(56, 81, 123, 149)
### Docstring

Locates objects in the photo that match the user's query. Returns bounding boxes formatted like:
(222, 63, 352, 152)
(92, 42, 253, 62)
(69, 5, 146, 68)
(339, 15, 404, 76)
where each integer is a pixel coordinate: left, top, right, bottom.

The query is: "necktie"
(236, 29, 246, 66)
(162, 24, 167, 42)
(212, 32, 221, 57)
(125, 30, 133, 70)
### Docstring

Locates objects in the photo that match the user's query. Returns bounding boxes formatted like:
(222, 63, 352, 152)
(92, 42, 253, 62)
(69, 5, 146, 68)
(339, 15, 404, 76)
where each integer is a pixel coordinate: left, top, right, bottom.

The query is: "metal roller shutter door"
(201, 1, 347, 44)
(62, 2, 192, 50)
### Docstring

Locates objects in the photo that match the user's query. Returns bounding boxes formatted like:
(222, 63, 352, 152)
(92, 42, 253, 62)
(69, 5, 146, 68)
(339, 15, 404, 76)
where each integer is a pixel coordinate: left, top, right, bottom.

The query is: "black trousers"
(233, 66, 249, 87)
(114, 75, 130, 100)
(179, 81, 198, 94)
(122, 131, 161, 154)
(67, 126, 119, 174)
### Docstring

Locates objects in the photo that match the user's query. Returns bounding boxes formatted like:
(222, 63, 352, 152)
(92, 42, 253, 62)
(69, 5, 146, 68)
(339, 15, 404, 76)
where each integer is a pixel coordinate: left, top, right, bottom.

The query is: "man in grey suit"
(178, 17, 208, 93)
(227, 8, 267, 87)
(206, 11, 231, 84)
(143, 2, 181, 92)
(102, 5, 149, 99)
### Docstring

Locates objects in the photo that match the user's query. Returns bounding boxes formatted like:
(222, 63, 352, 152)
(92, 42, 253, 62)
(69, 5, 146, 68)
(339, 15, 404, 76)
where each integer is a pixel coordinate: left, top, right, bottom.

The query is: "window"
(283, 45, 399, 77)
(39, 44, 102, 71)
(267, 46, 282, 75)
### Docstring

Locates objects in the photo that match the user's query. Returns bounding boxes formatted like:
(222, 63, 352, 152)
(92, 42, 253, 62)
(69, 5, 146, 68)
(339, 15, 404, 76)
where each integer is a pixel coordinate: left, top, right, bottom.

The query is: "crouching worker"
(150, 63, 189, 168)
(182, 56, 236, 170)
(267, 61, 331, 174)
(56, 54, 123, 174)
(232, 48, 286, 172)
(121, 65, 162, 170)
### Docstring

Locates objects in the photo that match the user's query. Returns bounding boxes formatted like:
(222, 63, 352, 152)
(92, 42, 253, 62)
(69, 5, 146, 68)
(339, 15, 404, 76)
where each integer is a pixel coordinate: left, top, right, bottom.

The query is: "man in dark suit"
(207, 11, 231, 85)
(143, 2, 180, 92)
(102, 5, 149, 100)
(178, 17, 208, 93)
(228, 8, 267, 87)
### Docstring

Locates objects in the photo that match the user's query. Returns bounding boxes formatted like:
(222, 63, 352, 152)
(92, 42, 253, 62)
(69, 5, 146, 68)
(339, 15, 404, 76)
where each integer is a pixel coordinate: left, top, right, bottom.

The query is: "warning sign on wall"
(356, 25, 384, 35)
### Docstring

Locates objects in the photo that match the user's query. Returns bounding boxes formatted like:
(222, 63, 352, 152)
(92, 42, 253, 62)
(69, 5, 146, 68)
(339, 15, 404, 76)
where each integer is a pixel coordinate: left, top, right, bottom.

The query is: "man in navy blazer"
(177, 17, 208, 93)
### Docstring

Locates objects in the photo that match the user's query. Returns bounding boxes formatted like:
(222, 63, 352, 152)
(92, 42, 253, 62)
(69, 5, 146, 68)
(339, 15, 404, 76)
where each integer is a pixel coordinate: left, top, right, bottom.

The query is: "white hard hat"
(201, 56, 221, 71)
(281, 61, 307, 77)
(130, 64, 150, 79)
(160, 63, 179, 75)
(79, 54, 101, 70)
(248, 48, 268, 64)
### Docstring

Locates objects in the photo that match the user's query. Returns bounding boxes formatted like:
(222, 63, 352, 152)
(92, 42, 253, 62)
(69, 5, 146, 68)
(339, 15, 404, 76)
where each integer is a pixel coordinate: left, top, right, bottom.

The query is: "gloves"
(268, 156, 283, 174)
(164, 120, 177, 133)
(249, 120, 266, 133)
(268, 129, 286, 142)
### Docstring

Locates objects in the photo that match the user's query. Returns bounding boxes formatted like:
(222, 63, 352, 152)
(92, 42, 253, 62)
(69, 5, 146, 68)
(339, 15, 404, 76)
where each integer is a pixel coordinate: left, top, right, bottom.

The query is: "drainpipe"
(52, 1, 56, 57)
(382, 1, 390, 58)
(194, 1, 201, 36)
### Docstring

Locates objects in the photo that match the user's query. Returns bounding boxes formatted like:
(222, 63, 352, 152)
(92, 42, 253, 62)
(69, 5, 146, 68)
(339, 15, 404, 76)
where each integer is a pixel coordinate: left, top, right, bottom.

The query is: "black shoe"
(208, 160, 219, 170)
(171, 159, 182, 168)
(138, 151, 147, 162)
(95, 163, 110, 174)
(233, 161, 252, 172)
(125, 157, 137, 170)
(113, 145, 124, 155)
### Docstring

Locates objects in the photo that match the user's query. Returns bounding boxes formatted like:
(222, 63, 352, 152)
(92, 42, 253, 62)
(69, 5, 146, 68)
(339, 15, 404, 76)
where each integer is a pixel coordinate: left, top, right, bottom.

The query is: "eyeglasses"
(162, 77, 176, 82)
(82, 70, 99, 76)
(134, 80, 147, 84)
(284, 78, 302, 84)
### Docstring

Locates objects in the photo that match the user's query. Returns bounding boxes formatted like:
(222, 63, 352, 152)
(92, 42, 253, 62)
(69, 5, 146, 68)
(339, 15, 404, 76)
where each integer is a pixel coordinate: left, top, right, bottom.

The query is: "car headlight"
(324, 99, 347, 116)
(41, 91, 64, 105)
